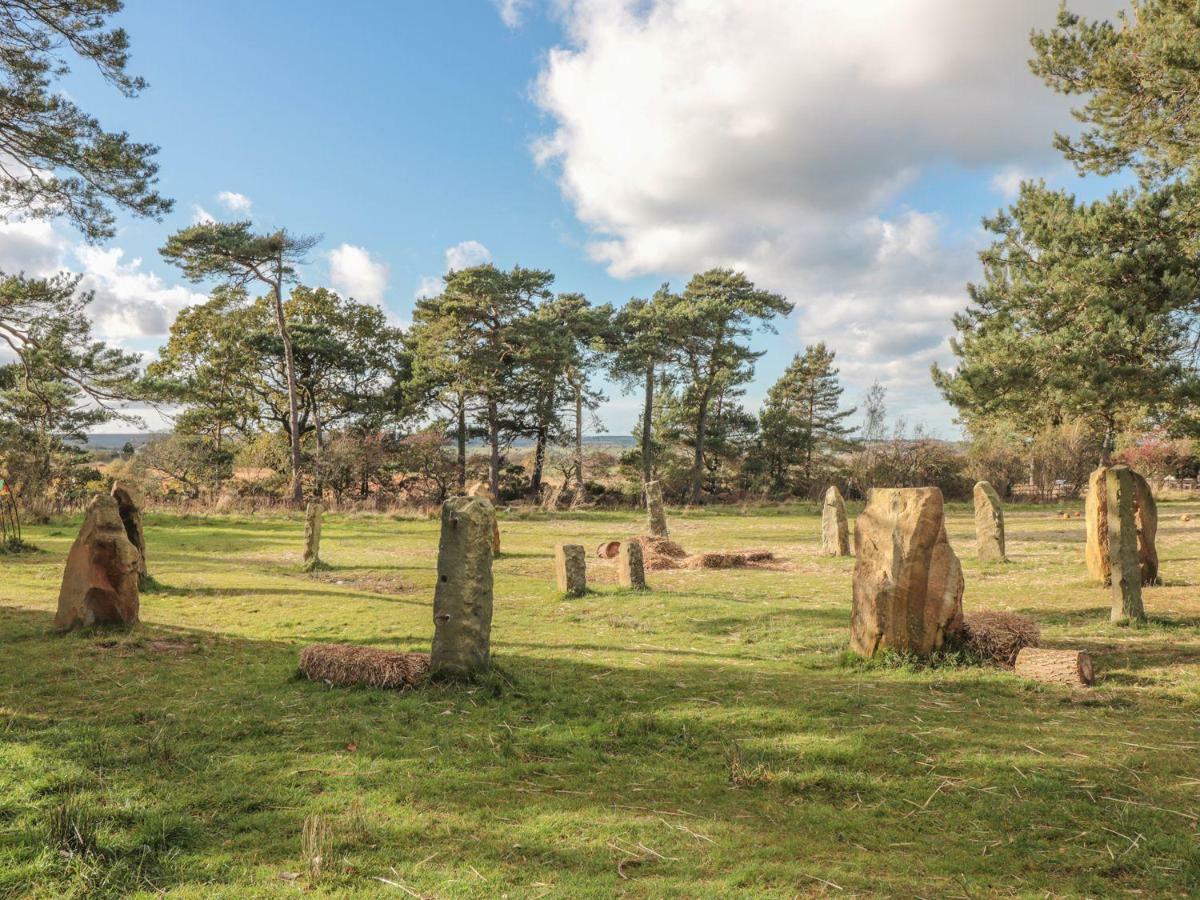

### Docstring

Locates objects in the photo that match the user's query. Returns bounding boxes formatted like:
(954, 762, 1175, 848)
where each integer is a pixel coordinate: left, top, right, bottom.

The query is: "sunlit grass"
(1, 500, 1198, 896)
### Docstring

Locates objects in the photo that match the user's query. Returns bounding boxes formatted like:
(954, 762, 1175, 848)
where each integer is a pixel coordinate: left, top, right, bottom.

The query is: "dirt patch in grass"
(95, 637, 200, 656)
(304, 570, 415, 595)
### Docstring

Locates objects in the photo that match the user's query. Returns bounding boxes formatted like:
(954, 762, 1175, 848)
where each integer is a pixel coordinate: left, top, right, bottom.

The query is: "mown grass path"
(1, 502, 1198, 897)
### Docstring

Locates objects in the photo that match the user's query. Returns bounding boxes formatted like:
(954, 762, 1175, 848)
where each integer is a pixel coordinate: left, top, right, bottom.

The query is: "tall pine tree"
(759, 343, 855, 496)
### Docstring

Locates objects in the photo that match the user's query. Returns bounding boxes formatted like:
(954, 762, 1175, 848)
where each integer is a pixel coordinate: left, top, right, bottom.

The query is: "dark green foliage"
(0, 0, 172, 239)
(1031, 1, 1200, 185)
(757, 343, 856, 497)
(933, 181, 1200, 443)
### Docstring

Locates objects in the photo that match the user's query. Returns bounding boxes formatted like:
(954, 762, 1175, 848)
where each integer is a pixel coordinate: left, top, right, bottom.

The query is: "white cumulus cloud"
(191, 204, 216, 225)
(328, 243, 390, 305)
(492, 0, 532, 28)
(74, 245, 208, 340)
(216, 190, 252, 214)
(414, 240, 493, 299)
(532, 0, 1121, 430)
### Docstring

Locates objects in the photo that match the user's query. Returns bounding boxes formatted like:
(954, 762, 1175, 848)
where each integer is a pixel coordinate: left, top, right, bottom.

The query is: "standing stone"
(1085, 465, 1158, 585)
(555, 544, 587, 596)
(430, 496, 494, 679)
(645, 480, 669, 537)
(820, 486, 850, 556)
(467, 481, 501, 557)
(1107, 466, 1146, 622)
(972, 481, 1006, 561)
(617, 541, 647, 589)
(55, 494, 141, 631)
(851, 487, 964, 658)
(111, 482, 149, 587)
(302, 501, 323, 571)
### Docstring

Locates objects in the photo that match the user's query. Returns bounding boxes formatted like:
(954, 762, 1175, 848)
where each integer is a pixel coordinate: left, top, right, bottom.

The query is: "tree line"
(5, 1, 1200, 511)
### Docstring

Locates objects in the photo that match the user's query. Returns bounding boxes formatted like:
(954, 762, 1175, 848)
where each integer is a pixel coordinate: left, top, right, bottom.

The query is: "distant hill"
(81, 432, 637, 450)
(81, 433, 165, 450)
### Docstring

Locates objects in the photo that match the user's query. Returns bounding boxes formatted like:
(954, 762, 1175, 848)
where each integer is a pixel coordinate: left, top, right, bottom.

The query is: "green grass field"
(2, 501, 1199, 897)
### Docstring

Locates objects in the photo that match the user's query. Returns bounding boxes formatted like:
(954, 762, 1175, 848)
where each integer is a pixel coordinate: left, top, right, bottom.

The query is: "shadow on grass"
(1, 604, 1198, 896)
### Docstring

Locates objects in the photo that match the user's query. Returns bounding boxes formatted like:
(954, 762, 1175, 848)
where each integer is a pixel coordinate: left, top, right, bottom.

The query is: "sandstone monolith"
(1085, 465, 1158, 585)
(303, 501, 323, 571)
(55, 494, 141, 631)
(850, 487, 964, 657)
(1106, 466, 1145, 622)
(111, 482, 148, 587)
(973, 480, 1006, 561)
(645, 480, 669, 537)
(467, 481, 501, 556)
(618, 540, 647, 589)
(555, 543, 587, 596)
(430, 496, 494, 679)
(821, 486, 850, 556)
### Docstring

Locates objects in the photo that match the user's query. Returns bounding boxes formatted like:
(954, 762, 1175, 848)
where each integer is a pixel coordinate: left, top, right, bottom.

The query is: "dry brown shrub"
(298, 644, 429, 689)
(632, 535, 689, 570)
(682, 549, 776, 569)
(961, 612, 1041, 667)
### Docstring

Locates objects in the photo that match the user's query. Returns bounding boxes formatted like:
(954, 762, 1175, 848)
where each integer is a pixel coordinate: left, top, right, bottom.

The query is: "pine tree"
(759, 343, 856, 496)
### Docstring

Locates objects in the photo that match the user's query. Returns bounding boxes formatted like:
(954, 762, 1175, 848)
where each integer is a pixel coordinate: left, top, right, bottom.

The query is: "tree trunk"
(641, 363, 654, 493)
(690, 386, 712, 504)
(270, 271, 303, 506)
(488, 397, 500, 501)
(456, 394, 467, 492)
(312, 395, 325, 501)
(1014, 648, 1094, 687)
(574, 381, 584, 494)
(530, 425, 546, 501)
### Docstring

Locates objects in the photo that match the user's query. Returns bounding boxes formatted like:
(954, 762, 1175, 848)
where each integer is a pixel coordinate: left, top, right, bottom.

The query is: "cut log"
(1013, 647, 1094, 687)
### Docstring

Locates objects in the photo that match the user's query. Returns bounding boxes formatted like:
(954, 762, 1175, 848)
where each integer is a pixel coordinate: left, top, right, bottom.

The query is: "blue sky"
(0, 0, 1126, 436)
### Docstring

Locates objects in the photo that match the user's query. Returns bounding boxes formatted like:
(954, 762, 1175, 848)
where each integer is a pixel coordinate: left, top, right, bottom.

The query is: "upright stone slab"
(1085, 465, 1158, 585)
(645, 480, 669, 537)
(972, 480, 1006, 561)
(302, 501, 323, 571)
(467, 481, 501, 557)
(555, 544, 587, 596)
(55, 494, 141, 631)
(850, 487, 964, 658)
(430, 496, 494, 679)
(1106, 466, 1146, 622)
(821, 486, 850, 556)
(617, 541, 647, 589)
(111, 482, 148, 587)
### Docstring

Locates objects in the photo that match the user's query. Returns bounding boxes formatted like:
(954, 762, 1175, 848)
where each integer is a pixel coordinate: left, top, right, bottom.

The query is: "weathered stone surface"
(430, 496, 494, 678)
(618, 540, 647, 589)
(645, 480, 669, 537)
(303, 501, 323, 571)
(1107, 466, 1146, 622)
(466, 481, 501, 556)
(850, 487, 964, 657)
(55, 494, 141, 631)
(555, 543, 587, 596)
(820, 486, 850, 556)
(110, 482, 148, 586)
(1085, 465, 1158, 586)
(972, 480, 1006, 561)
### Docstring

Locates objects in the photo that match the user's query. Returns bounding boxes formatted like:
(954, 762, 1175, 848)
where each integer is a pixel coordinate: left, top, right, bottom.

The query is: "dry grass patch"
(298, 643, 429, 689)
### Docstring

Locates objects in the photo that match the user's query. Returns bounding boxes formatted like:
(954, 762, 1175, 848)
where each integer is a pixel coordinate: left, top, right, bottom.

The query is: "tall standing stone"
(617, 541, 647, 589)
(55, 494, 141, 631)
(1085, 465, 1158, 585)
(972, 481, 1006, 561)
(645, 480, 669, 537)
(821, 486, 850, 556)
(555, 544, 587, 596)
(1107, 466, 1146, 622)
(111, 482, 149, 587)
(850, 487, 964, 658)
(430, 496, 494, 679)
(302, 501, 323, 571)
(467, 481, 501, 557)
